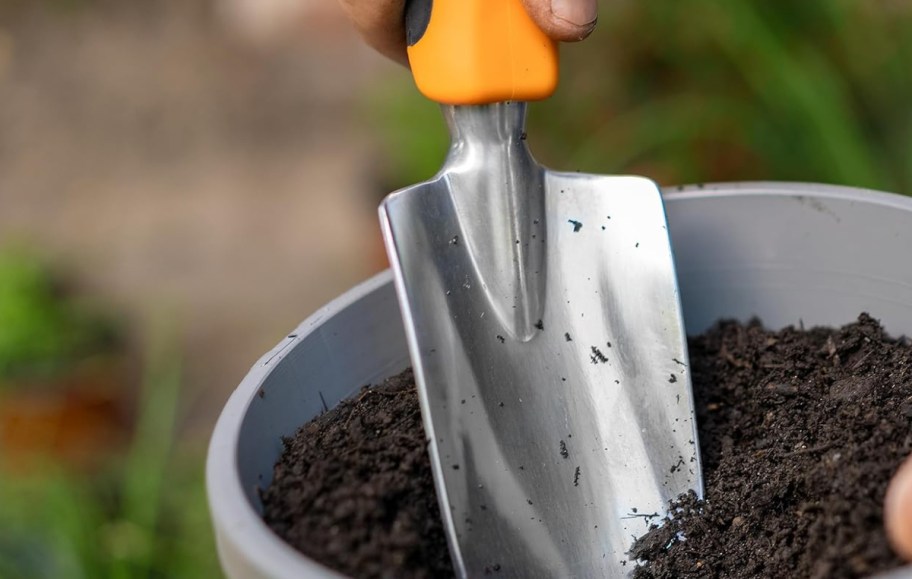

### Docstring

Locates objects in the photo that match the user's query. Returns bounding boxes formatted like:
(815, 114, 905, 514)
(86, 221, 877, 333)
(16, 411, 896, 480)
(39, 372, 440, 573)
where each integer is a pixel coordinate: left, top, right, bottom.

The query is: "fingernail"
(551, 0, 598, 27)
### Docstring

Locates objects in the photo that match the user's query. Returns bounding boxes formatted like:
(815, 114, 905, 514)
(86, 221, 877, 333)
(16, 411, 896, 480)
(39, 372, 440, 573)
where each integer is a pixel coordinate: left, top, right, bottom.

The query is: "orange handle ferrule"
(406, 0, 559, 105)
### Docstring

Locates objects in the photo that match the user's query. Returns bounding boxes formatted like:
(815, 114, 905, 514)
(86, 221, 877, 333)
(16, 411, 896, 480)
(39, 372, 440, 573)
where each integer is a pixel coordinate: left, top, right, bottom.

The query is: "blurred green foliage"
(366, 80, 451, 193)
(0, 324, 220, 579)
(369, 0, 912, 194)
(0, 250, 118, 387)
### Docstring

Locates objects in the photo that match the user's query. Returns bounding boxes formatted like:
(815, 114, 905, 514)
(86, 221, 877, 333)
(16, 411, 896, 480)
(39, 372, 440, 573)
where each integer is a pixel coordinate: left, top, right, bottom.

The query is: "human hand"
(886, 455, 912, 560)
(337, 0, 598, 65)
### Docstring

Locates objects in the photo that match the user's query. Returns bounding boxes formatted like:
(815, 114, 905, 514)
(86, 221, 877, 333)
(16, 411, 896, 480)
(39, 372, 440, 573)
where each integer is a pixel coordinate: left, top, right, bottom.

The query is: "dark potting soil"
(262, 314, 911, 579)
(631, 314, 911, 578)
(260, 369, 454, 579)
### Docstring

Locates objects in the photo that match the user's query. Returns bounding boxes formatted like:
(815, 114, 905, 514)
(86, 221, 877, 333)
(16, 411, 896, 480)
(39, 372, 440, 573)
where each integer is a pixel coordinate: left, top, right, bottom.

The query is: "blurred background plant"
(1, 0, 911, 576)
(0, 249, 118, 387)
(0, 247, 127, 471)
(0, 251, 218, 578)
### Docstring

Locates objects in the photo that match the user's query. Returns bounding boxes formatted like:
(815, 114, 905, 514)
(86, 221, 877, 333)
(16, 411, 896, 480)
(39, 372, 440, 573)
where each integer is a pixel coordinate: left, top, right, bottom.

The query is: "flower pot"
(207, 182, 912, 579)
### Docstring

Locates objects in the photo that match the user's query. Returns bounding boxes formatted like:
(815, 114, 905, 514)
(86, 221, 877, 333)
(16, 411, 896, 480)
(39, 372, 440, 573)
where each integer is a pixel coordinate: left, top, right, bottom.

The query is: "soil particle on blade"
(590, 346, 608, 364)
(260, 369, 454, 579)
(630, 314, 911, 579)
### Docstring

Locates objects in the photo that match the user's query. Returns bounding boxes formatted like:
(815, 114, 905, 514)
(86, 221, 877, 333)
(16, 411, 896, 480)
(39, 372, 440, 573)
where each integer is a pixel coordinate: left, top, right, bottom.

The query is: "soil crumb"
(631, 314, 911, 578)
(260, 369, 454, 579)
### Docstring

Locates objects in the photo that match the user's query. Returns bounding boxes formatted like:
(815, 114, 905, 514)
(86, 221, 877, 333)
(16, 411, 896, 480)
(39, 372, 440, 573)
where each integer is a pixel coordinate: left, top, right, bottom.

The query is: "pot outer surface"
(207, 182, 912, 579)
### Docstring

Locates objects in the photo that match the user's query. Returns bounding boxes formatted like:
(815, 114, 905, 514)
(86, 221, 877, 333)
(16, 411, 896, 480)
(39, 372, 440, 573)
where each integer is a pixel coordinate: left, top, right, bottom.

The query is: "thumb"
(886, 455, 912, 560)
(521, 0, 599, 42)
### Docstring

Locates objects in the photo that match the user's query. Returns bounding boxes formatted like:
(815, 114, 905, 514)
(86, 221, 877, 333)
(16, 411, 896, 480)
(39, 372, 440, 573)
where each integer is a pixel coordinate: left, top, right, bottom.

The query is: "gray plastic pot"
(207, 182, 912, 579)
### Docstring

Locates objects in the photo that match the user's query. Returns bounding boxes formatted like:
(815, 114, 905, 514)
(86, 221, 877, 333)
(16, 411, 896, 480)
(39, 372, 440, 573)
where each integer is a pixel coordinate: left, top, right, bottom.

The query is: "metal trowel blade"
(379, 103, 702, 578)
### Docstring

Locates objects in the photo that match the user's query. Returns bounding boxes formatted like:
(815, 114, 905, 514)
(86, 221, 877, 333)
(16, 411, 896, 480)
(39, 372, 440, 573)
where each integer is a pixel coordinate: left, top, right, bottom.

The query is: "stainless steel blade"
(380, 102, 702, 578)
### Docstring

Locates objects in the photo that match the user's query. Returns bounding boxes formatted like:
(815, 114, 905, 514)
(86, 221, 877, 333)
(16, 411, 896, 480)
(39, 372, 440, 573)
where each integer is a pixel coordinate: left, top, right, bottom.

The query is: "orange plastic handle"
(406, 0, 559, 105)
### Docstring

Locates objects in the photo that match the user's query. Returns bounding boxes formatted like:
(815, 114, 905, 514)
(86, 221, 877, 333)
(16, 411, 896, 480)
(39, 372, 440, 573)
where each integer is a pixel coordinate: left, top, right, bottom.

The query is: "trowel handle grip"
(405, 0, 559, 105)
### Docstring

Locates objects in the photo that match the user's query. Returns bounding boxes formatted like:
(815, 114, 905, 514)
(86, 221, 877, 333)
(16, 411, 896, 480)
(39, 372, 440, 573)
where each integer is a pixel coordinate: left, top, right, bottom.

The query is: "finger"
(338, 0, 409, 65)
(521, 0, 599, 42)
(886, 455, 912, 560)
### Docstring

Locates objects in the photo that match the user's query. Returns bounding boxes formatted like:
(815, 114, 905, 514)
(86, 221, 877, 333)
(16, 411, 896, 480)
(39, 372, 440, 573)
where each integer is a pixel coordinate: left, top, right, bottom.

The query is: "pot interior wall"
(236, 280, 410, 512)
(669, 186, 912, 338)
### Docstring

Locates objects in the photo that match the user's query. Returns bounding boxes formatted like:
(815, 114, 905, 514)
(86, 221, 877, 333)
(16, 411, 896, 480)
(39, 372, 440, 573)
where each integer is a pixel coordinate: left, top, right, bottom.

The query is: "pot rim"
(206, 181, 912, 579)
(668, 180, 912, 210)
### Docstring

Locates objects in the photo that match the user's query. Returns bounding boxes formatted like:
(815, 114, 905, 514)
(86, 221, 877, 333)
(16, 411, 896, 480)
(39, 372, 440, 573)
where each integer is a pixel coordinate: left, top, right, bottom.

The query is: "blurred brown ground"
(0, 0, 405, 437)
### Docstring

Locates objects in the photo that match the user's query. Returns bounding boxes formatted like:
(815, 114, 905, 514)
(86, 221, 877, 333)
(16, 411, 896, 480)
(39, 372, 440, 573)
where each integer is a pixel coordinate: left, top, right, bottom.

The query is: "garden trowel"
(379, 1, 703, 576)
